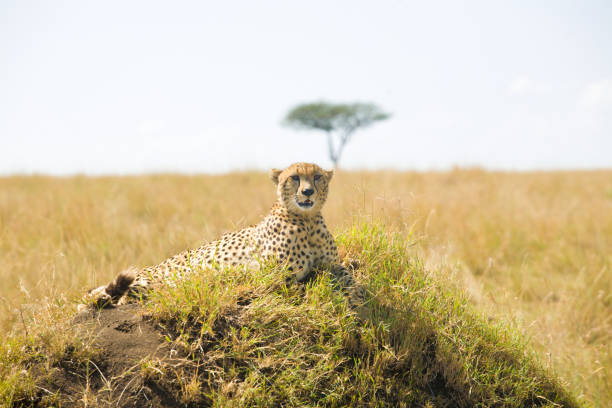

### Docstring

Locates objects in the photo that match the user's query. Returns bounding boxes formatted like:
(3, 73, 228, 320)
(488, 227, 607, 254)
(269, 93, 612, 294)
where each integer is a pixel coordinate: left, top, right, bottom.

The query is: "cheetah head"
(270, 162, 334, 216)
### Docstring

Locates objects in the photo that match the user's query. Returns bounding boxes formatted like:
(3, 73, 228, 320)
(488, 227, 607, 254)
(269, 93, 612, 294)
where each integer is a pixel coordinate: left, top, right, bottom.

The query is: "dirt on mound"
(35, 304, 195, 408)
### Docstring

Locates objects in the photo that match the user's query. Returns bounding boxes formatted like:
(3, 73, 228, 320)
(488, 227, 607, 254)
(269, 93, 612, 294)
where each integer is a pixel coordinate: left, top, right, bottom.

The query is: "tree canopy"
(283, 102, 390, 167)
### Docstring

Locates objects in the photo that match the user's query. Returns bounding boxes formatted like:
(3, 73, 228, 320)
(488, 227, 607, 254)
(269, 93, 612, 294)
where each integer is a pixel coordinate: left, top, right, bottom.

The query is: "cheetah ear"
(325, 169, 334, 181)
(269, 168, 282, 185)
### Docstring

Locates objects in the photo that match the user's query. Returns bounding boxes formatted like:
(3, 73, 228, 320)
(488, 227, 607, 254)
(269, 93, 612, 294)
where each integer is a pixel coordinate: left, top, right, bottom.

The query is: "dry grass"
(1, 169, 610, 406)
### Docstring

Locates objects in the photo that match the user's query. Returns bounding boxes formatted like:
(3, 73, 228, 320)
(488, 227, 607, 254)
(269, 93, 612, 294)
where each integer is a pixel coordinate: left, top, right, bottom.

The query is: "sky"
(1, 0, 611, 174)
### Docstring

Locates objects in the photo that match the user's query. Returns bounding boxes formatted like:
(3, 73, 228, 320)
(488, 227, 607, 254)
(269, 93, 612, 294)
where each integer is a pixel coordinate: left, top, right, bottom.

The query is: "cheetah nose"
(302, 188, 314, 197)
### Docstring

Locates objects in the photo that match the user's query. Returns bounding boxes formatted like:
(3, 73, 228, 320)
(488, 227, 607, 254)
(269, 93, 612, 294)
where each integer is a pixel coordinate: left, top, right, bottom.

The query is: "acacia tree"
(283, 102, 390, 168)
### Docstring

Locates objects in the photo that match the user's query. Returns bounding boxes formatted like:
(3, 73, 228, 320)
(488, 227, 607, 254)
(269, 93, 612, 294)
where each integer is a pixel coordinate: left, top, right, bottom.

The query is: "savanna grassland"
(0, 170, 610, 406)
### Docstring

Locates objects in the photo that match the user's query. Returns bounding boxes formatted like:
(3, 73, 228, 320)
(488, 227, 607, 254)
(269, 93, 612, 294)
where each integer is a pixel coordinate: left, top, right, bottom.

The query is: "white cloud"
(507, 76, 533, 96)
(507, 76, 552, 96)
(578, 79, 612, 109)
(136, 119, 166, 136)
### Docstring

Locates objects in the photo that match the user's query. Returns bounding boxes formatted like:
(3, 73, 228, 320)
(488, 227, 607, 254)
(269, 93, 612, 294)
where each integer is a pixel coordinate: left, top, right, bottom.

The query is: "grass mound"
(1, 224, 580, 407)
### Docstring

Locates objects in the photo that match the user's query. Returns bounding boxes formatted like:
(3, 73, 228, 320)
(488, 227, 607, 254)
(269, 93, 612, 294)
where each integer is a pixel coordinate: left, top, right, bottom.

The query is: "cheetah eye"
(291, 175, 300, 182)
(314, 174, 321, 181)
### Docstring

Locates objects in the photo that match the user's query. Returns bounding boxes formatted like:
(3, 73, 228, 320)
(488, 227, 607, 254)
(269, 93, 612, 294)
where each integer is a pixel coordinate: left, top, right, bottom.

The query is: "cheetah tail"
(105, 267, 137, 300)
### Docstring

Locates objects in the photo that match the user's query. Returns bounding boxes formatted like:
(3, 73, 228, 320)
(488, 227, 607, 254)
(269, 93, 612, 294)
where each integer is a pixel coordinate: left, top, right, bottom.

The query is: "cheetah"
(81, 162, 364, 310)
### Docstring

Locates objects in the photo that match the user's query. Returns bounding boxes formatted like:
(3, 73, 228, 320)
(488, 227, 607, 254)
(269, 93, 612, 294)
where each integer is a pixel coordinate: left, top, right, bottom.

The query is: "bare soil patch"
(34, 304, 186, 407)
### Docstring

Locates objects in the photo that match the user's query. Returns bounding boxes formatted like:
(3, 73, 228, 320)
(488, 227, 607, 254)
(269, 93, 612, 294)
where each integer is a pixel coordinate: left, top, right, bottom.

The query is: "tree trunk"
(333, 130, 353, 169)
(326, 132, 338, 168)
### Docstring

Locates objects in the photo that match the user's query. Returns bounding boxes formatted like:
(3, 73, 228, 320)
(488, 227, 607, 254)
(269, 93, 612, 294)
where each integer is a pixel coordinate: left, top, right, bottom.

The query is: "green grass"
(0, 296, 100, 407)
(1, 223, 580, 407)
